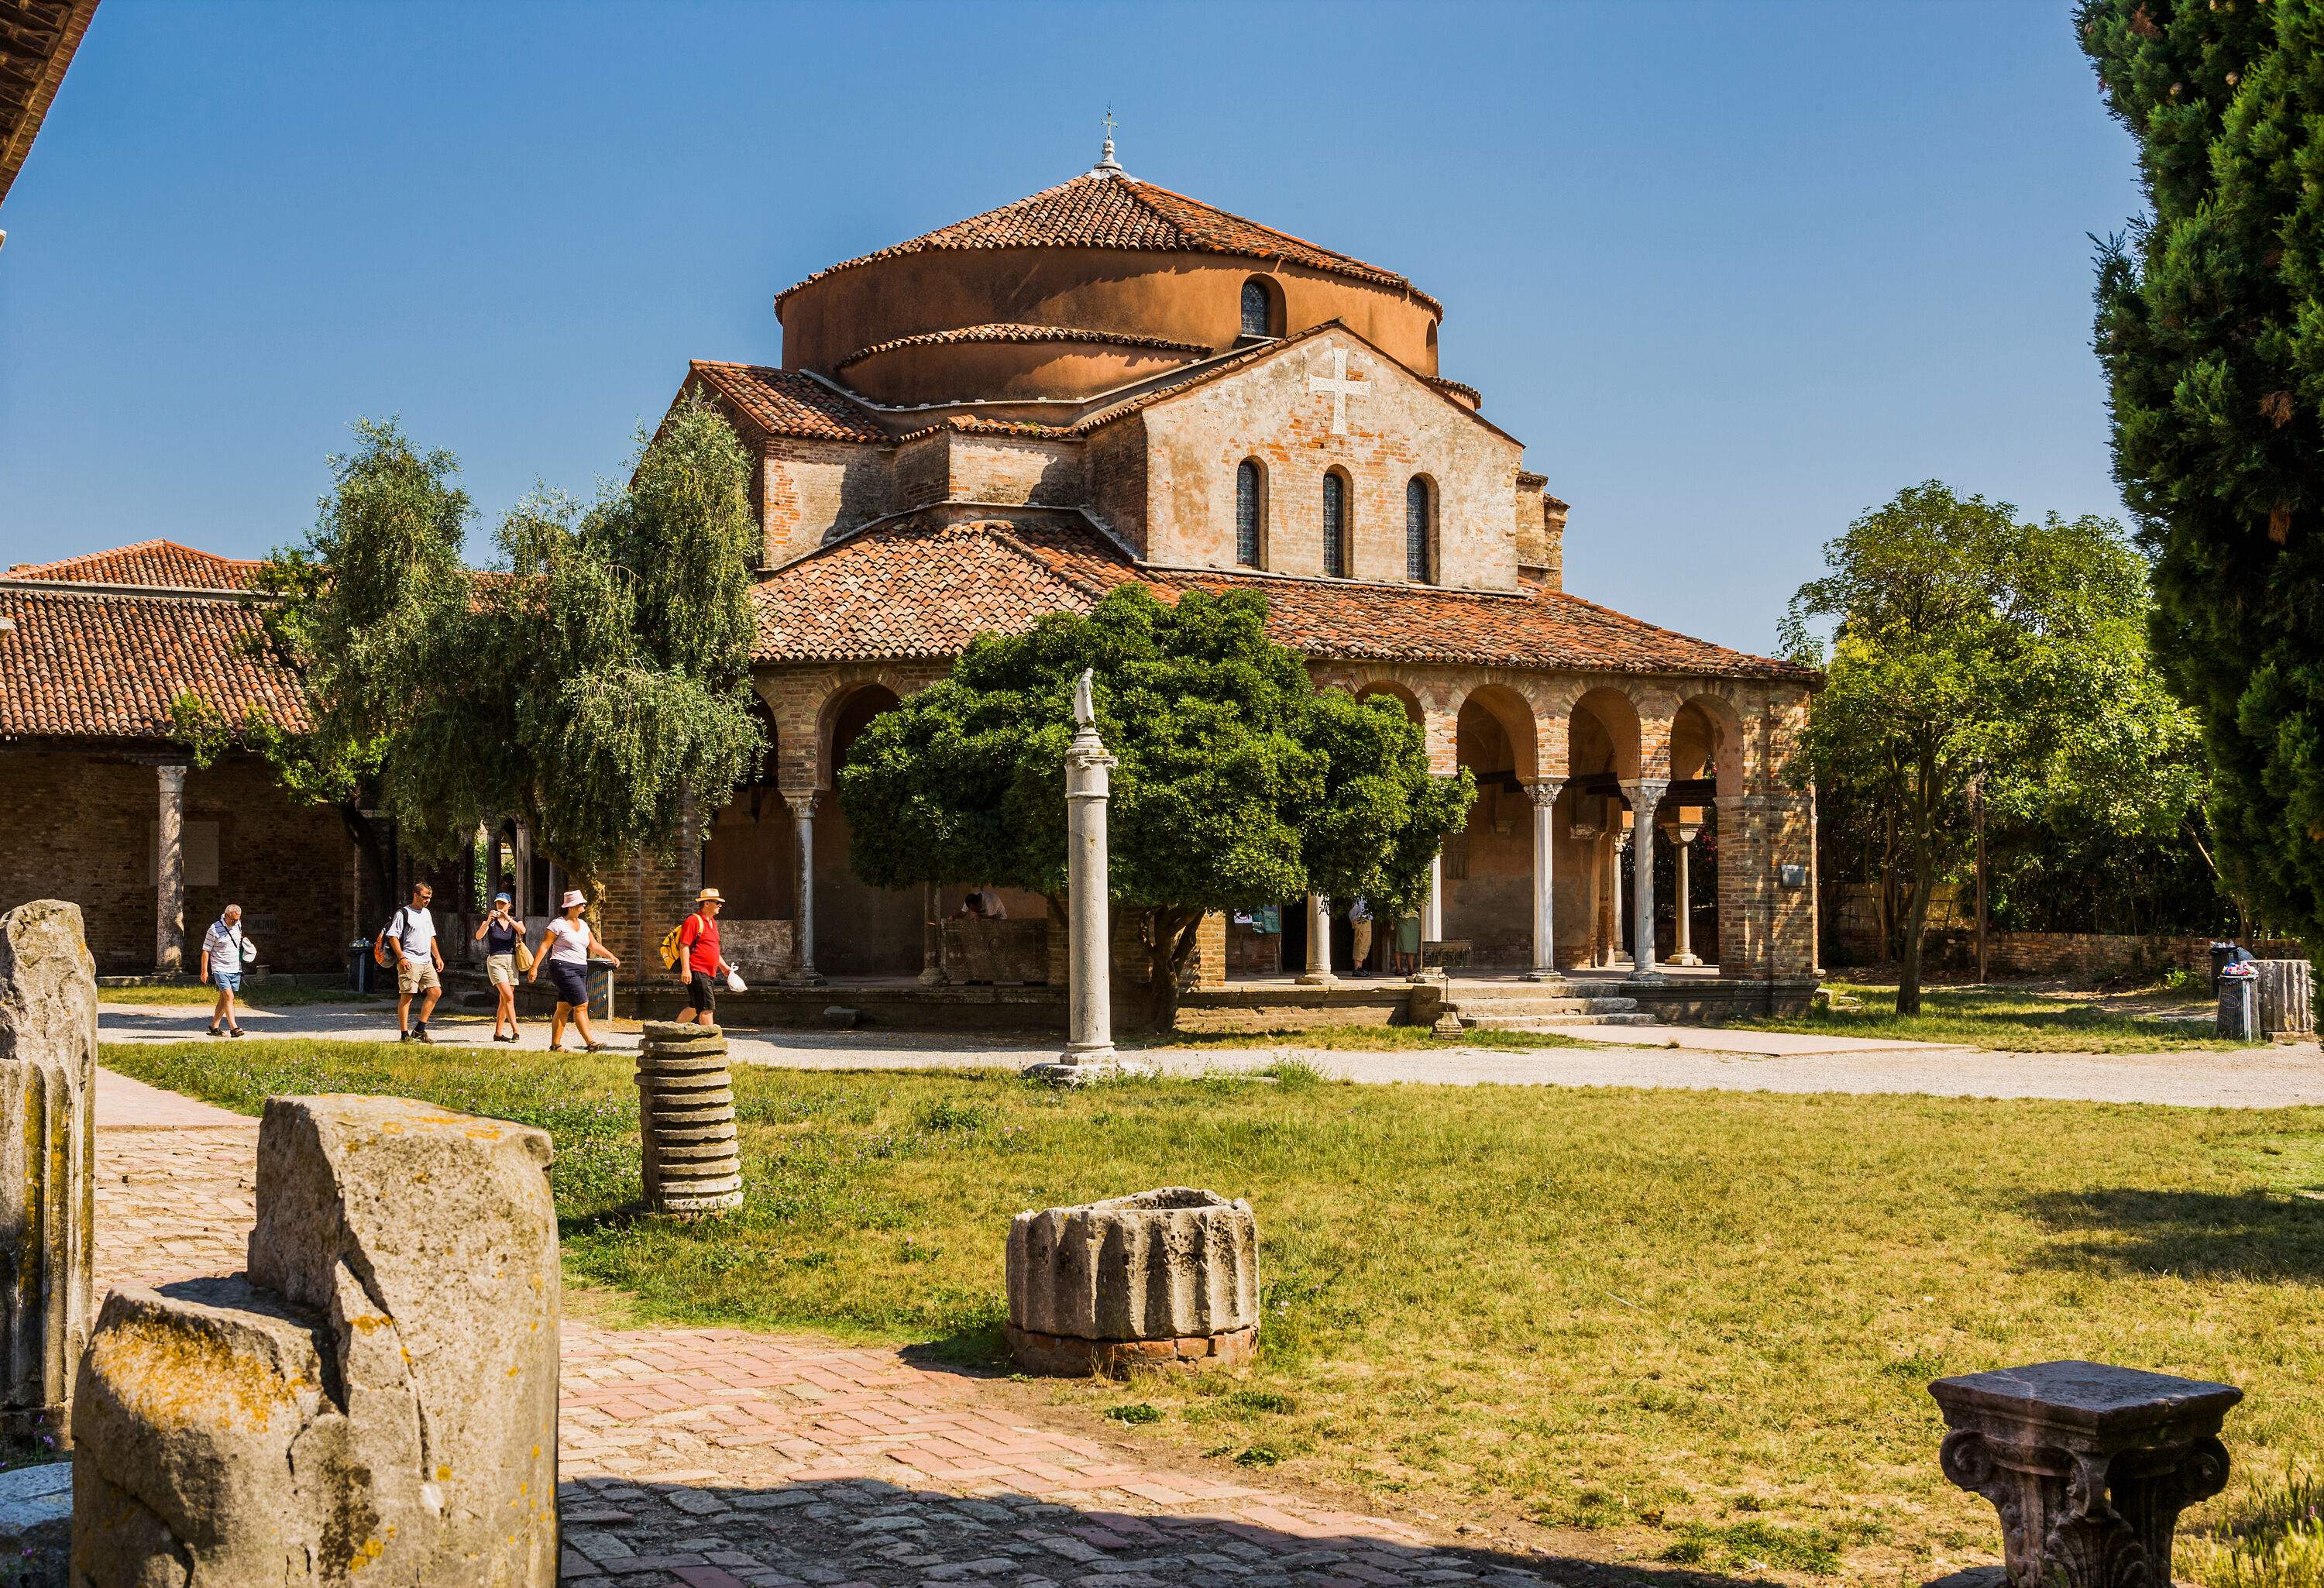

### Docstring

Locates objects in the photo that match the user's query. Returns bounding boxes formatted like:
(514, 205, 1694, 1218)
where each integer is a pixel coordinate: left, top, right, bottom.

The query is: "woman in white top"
(526, 889, 620, 1052)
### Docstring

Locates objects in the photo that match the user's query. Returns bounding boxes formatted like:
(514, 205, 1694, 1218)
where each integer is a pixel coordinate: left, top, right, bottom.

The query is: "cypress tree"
(2081, 0, 2324, 942)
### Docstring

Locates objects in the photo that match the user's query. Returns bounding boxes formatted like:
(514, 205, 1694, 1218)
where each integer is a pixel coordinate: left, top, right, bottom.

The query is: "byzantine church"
(636, 137, 1820, 1002)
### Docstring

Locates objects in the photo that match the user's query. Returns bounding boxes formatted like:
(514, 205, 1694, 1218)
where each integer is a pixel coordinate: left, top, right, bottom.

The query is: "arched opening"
(703, 696, 792, 919)
(1236, 458, 1266, 569)
(1443, 686, 1539, 968)
(1322, 469, 1351, 579)
(816, 684, 921, 977)
(1405, 476, 1436, 584)
(1671, 693, 1746, 971)
(1239, 274, 1284, 339)
(1567, 689, 1644, 968)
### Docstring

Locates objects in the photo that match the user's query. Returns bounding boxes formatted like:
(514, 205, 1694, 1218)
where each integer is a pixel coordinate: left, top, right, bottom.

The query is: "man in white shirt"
(198, 902, 249, 1039)
(381, 882, 445, 1044)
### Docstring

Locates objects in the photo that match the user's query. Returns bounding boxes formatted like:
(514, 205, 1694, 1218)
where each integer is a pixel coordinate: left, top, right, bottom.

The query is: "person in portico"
(600, 131, 1820, 1009)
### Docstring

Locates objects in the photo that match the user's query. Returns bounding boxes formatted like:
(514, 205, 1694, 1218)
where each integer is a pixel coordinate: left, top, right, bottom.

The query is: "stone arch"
(1439, 685, 1541, 967)
(1239, 273, 1284, 339)
(1456, 682, 1540, 784)
(1569, 686, 1642, 783)
(813, 681, 919, 977)
(1673, 689, 1747, 801)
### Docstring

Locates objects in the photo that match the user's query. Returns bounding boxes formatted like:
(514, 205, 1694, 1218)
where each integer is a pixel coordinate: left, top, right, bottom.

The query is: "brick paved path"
(96, 1115, 1563, 1588)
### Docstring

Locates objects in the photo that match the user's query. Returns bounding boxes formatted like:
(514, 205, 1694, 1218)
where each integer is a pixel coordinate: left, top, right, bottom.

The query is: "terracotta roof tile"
(751, 515, 1810, 682)
(0, 585, 309, 743)
(7, 538, 264, 590)
(780, 172, 1440, 314)
(689, 360, 890, 445)
(834, 321, 1208, 371)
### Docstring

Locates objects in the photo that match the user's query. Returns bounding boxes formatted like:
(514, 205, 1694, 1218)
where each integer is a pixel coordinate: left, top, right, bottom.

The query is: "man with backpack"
(378, 882, 446, 1044)
(665, 887, 735, 1026)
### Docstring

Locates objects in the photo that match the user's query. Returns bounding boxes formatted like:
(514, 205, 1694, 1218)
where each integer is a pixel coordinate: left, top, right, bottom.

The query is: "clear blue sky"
(0, 1, 2140, 655)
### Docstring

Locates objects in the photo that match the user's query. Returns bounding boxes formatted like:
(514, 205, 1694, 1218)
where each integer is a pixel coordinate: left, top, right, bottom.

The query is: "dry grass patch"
(105, 1039, 2324, 1583)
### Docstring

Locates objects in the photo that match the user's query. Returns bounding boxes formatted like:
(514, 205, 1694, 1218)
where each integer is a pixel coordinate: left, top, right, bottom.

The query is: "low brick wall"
(1926, 930, 2310, 981)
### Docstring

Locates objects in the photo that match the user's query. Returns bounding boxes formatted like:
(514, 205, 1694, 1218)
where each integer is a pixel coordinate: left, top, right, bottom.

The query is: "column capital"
(781, 789, 822, 818)
(156, 762, 188, 789)
(1526, 778, 1566, 807)
(1620, 776, 1670, 806)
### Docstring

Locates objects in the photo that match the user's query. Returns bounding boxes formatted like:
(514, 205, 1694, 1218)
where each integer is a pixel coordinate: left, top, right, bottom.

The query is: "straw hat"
(697, 889, 724, 904)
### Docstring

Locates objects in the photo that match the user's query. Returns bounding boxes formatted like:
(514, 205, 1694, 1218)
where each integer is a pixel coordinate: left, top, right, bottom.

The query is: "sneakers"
(398, 1029, 413, 1043)
(415, 1024, 435, 1046)
(493, 1032, 517, 1043)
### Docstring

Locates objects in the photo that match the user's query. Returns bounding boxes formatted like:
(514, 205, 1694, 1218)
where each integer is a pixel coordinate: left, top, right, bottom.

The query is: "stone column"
(1027, 691, 1142, 1083)
(1298, 893, 1336, 985)
(1611, 835, 1628, 966)
(783, 790, 823, 985)
(918, 882, 944, 985)
(155, 762, 187, 974)
(1670, 823, 1702, 966)
(1525, 779, 1563, 980)
(1624, 779, 1668, 980)
(1422, 854, 1443, 943)
(0, 901, 96, 1449)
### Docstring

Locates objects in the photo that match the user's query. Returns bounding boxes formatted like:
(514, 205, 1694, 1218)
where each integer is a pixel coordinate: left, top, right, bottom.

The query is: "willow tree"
(2081, 0, 2324, 947)
(217, 397, 763, 899)
(837, 583, 1472, 1026)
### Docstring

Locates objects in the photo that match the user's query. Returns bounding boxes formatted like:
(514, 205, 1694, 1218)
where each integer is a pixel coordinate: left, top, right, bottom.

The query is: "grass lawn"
(105, 1040, 2324, 1584)
(1739, 983, 2247, 1052)
(1143, 1023, 1585, 1053)
(98, 981, 380, 1009)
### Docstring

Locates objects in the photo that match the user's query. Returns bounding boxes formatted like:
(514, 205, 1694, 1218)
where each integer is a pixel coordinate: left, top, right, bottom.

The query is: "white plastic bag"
(241, 938, 261, 966)
(725, 968, 747, 993)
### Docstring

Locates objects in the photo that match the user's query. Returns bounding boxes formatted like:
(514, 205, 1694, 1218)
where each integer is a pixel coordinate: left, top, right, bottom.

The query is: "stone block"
(637, 1024, 744, 1215)
(74, 1095, 559, 1586)
(1006, 1188, 1257, 1376)
(0, 899, 98, 1448)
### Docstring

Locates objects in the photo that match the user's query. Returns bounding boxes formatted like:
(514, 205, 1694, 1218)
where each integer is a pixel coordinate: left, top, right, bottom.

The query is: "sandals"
(583, 1042, 607, 1054)
(205, 1025, 222, 1038)
(228, 1026, 246, 1039)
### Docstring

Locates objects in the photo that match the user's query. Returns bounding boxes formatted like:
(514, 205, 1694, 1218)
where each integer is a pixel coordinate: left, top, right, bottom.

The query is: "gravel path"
(97, 1000, 2324, 1109)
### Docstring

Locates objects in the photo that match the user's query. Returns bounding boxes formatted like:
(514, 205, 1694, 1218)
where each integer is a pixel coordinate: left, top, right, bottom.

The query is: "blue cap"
(493, 892, 511, 903)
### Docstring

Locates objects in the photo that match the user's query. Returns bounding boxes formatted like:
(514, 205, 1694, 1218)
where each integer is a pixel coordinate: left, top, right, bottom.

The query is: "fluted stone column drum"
(0, 900, 97, 1448)
(1006, 1188, 1257, 1374)
(636, 1022, 744, 1215)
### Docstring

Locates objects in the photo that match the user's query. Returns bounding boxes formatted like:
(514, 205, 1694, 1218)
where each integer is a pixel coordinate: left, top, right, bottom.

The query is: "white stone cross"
(1307, 345, 1367, 435)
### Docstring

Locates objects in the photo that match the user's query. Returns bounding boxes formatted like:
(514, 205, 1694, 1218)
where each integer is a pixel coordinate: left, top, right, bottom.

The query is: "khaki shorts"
(486, 954, 517, 988)
(397, 959, 441, 995)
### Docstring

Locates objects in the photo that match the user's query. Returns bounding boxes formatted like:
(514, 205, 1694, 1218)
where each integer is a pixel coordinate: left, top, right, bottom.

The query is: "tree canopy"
(201, 397, 764, 902)
(1783, 482, 2200, 1010)
(2081, 0, 2324, 953)
(837, 583, 1472, 1023)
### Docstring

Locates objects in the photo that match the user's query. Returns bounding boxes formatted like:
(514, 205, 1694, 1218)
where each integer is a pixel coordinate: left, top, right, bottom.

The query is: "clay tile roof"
(753, 515, 1134, 661)
(6, 538, 263, 590)
(751, 516, 1811, 682)
(689, 360, 890, 445)
(1, 0, 98, 207)
(780, 171, 1441, 315)
(834, 321, 1208, 371)
(0, 584, 309, 744)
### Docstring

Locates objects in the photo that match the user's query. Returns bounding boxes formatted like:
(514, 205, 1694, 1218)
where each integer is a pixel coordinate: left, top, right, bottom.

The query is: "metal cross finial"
(1102, 108, 1116, 142)
(1092, 108, 1125, 176)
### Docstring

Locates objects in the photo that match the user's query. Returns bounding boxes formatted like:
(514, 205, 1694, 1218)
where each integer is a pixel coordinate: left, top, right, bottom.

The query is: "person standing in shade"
(472, 892, 528, 1043)
(1347, 896, 1374, 977)
(529, 889, 618, 1052)
(380, 882, 445, 1044)
(199, 902, 249, 1038)
(672, 888, 736, 1026)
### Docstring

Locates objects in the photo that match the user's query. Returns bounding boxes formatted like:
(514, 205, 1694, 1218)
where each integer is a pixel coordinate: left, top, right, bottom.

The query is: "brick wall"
(1927, 930, 2309, 981)
(759, 438, 892, 567)
(0, 748, 359, 974)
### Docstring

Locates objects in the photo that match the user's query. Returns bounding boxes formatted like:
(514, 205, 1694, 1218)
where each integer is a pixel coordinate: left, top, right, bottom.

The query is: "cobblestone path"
(97, 1115, 1568, 1588)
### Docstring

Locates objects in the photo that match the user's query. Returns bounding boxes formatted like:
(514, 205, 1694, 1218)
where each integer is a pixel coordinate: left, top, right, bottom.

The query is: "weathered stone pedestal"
(2256, 959, 2315, 1040)
(1930, 1359, 2240, 1588)
(637, 1022, 744, 1214)
(1006, 1188, 1257, 1374)
(0, 900, 98, 1451)
(73, 1095, 561, 1587)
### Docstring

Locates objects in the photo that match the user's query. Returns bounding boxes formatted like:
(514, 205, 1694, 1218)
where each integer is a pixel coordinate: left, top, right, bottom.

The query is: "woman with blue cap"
(472, 892, 530, 1043)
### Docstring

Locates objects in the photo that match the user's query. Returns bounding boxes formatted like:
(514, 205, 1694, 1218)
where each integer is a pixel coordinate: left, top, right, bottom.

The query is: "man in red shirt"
(674, 889, 735, 1026)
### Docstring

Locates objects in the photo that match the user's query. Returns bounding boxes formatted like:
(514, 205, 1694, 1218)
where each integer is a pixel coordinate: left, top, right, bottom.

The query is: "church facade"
(608, 143, 1818, 999)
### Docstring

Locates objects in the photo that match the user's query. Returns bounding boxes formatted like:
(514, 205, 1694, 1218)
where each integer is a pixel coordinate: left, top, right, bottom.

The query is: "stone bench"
(1930, 1359, 2240, 1588)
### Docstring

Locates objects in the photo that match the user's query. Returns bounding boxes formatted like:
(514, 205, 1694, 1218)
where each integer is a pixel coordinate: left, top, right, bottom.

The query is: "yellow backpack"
(658, 919, 688, 971)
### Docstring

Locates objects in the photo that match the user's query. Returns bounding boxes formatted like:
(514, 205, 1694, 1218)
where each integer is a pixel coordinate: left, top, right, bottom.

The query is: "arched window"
(1405, 476, 1435, 583)
(1240, 276, 1280, 339)
(1236, 459, 1263, 568)
(1322, 472, 1349, 579)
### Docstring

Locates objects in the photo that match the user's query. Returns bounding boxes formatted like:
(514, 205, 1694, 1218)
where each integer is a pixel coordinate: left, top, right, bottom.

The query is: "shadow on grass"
(2023, 1187, 2324, 1281)
(562, 1471, 1875, 1588)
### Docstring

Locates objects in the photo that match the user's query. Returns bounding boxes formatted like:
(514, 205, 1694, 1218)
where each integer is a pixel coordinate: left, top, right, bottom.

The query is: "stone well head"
(1005, 1186, 1258, 1375)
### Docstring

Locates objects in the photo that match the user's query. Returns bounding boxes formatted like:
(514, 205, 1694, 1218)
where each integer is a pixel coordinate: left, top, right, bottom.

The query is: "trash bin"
(2209, 940, 2237, 992)
(2219, 969, 2257, 1040)
(348, 940, 373, 995)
